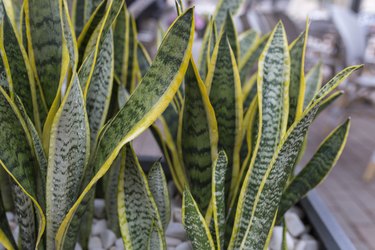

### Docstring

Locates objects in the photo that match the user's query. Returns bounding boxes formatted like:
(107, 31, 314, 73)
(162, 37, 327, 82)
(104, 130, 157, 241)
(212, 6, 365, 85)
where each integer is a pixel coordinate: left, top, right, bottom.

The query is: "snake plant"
(0, 0, 193, 249)
(150, 1, 360, 250)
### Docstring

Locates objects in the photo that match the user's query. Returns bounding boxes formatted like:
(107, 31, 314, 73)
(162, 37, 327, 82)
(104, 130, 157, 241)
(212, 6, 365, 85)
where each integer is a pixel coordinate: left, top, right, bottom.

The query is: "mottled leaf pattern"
(46, 75, 89, 249)
(278, 119, 350, 218)
(0, 192, 17, 250)
(180, 60, 218, 212)
(303, 62, 322, 109)
(213, 0, 244, 32)
(229, 23, 290, 249)
(182, 189, 215, 250)
(239, 30, 258, 61)
(147, 161, 171, 230)
(223, 12, 239, 60)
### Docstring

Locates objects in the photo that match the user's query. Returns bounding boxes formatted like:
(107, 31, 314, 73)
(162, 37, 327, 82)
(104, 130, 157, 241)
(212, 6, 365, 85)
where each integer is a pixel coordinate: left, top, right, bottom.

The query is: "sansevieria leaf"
(56, 9, 194, 246)
(213, 0, 244, 32)
(278, 119, 350, 219)
(206, 30, 243, 194)
(147, 161, 171, 230)
(0, 192, 17, 250)
(222, 12, 239, 60)
(212, 150, 228, 250)
(179, 60, 218, 212)
(148, 221, 165, 250)
(239, 30, 258, 61)
(229, 22, 290, 249)
(303, 62, 322, 109)
(182, 189, 215, 250)
(0, 87, 45, 248)
(117, 144, 164, 250)
(46, 74, 89, 249)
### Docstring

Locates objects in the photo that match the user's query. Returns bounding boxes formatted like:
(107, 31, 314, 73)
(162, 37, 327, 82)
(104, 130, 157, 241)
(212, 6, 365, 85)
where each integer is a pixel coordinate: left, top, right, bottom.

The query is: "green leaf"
(147, 221, 165, 250)
(85, 28, 114, 148)
(303, 62, 323, 109)
(56, 8, 195, 246)
(213, 0, 244, 32)
(239, 30, 258, 61)
(0, 87, 45, 248)
(1, 6, 38, 127)
(198, 18, 216, 80)
(206, 30, 243, 194)
(239, 34, 269, 84)
(0, 192, 17, 250)
(288, 28, 308, 127)
(118, 144, 163, 250)
(317, 91, 343, 115)
(240, 105, 320, 249)
(182, 189, 215, 250)
(278, 119, 350, 219)
(212, 150, 228, 250)
(26, 0, 63, 108)
(124, 15, 137, 92)
(137, 41, 151, 78)
(147, 161, 171, 230)
(229, 22, 290, 249)
(222, 12, 239, 60)
(179, 60, 218, 212)
(72, 0, 85, 36)
(46, 74, 90, 249)
(242, 74, 257, 111)
(83, 0, 102, 24)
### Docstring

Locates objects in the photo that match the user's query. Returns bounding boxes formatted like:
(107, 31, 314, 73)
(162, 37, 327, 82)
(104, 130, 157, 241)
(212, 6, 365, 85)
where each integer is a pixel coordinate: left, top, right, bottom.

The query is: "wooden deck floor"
(303, 102, 375, 250)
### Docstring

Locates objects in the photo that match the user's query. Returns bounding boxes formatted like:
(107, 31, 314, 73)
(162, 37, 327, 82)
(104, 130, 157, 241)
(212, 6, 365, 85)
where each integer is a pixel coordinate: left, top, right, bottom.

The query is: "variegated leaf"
(303, 62, 322, 109)
(180, 60, 218, 212)
(288, 29, 308, 127)
(26, 0, 63, 108)
(212, 150, 228, 250)
(198, 18, 216, 80)
(182, 189, 215, 250)
(229, 22, 290, 249)
(72, 0, 85, 36)
(113, 4, 128, 80)
(0, 192, 17, 250)
(83, 0, 102, 24)
(206, 31, 243, 194)
(223, 12, 239, 60)
(137, 42, 151, 78)
(239, 30, 258, 61)
(278, 119, 350, 219)
(317, 91, 343, 115)
(240, 105, 319, 249)
(147, 161, 171, 230)
(118, 144, 163, 250)
(56, 9, 194, 246)
(148, 221, 165, 250)
(46, 75, 89, 249)
(124, 15, 137, 92)
(213, 0, 244, 32)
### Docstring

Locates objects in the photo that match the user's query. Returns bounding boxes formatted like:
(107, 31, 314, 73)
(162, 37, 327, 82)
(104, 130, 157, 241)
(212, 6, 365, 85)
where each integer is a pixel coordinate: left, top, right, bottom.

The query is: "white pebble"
(166, 237, 182, 247)
(94, 199, 106, 219)
(88, 236, 103, 250)
(5, 212, 14, 222)
(172, 208, 182, 223)
(92, 219, 107, 236)
(287, 206, 304, 218)
(295, 239, 319, 250)
(301, 234, 314, 240)
(74, 243, 82, 250)
(285, 212, 305, 237)
(115, 238, 125, 250)
(269, 226, 294, 250)
(12, 226, 19, 242)
(166, 223, 187, 241)
(176, 241, 192, 250)
(100, 229, 117, 249)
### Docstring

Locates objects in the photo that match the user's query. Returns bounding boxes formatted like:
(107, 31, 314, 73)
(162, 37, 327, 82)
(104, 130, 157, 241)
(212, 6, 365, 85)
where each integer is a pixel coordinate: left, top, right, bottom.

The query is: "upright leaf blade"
(278, 119, 350, 218)
(303, 62, 322, 109)
(180, 60, 218, 212)
(46, 75, 89, 249)
(239, 30, 258, 60)
(223, 12, 239, 60)
(182, 189, 215, 250)
(213, 0, 244, 32)
(229, 22, 290, 249)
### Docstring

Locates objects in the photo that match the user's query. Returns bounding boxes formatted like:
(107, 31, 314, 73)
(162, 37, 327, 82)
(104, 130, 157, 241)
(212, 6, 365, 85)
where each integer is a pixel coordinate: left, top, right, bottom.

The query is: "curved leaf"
(229, 22, 290, 249)
(0, 192, 17, 250)
(46, 75, 89, 249)
(179, 60, 218, 212)
(277, 119, 350, 219)
(56, 8, 194, 246)
(182, 189, 215, 250)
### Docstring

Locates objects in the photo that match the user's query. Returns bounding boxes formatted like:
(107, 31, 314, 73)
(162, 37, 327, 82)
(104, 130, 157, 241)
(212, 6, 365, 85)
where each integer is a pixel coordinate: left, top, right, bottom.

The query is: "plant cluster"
(0, 0, 358, 249)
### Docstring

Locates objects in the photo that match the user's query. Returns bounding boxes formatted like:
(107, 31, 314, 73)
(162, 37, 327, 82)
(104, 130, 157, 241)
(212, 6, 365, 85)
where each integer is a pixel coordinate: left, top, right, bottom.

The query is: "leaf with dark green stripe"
(83, 0, 102, 24)
(198, 18, 216, 80)
(317, 91, 343, 115)
(223, 12, 239, 60)
(125, 15, 138, 92)
(1, 8, 37, 122)
(229, 22, 290, 249)
(239, 34, 269, 84)
(206, 31, 243, 194)
(147, 161, 171, 230)
(118, 144, 163, 250)
(26, 0, 63, 108)
(212, 150, 228, 250)
(113, 5, 129, 81)
(72, 0, 85, 36)
(288, 29, 308, 127)
(182, 189, 215, 250)
(239, 30, 258, 61)
(278, 119, 350, 219)
(0, 192, 17, 250)
(242, 74, 257, 111)
(86, 28, 114, 147)
(147, 221, 165, 250)
(56, 9, 194, 245)
(303, 62, 322, 109)
(0, 87, 45, 248)
(240, 105, 319, 249)
(213, 0, 244, 32)
(137, 42, 151, 78)
(46, 75, 89, 249)
(180, 60, 218, 212)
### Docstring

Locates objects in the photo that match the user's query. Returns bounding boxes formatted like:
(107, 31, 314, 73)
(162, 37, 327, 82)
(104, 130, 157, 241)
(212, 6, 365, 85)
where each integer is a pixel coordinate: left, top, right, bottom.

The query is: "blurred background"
(127, 0, 375, 249)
